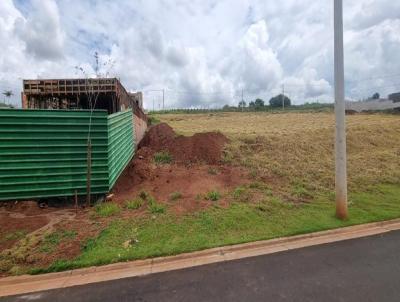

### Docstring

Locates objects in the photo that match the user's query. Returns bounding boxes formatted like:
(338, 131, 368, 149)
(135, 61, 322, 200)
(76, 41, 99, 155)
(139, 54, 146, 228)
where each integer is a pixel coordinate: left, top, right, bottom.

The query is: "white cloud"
(0, 0, 399, 108)
(14, 0, 64, 60)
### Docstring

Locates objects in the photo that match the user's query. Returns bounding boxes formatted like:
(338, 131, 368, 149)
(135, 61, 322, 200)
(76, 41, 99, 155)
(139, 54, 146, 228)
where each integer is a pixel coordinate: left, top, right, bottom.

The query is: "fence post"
(86, 139, 92, 207)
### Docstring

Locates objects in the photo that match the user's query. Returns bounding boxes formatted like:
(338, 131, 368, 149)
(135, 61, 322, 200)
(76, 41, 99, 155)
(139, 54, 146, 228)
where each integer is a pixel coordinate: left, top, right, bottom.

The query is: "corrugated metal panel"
(0, 108, 109, 201)
(108, 110, 134, 189)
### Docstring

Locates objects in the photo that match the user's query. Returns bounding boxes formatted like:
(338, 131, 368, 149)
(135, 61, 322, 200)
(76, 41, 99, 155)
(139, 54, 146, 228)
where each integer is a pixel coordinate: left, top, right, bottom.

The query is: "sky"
(0, 0, 400, 109)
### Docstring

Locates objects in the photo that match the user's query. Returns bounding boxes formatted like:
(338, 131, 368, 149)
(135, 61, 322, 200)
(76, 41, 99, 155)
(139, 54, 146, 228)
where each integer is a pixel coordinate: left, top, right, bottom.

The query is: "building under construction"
(22, 78, 144, 115)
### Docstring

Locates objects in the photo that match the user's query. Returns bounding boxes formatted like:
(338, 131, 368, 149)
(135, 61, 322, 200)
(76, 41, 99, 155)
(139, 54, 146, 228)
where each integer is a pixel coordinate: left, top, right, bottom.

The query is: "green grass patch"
(232, 186, 251, 202)
(205, 190, 221, 201)
(154, 151, 172, 164)
(95, 203, 121, 217)
(148, 197, 166, 214)
(126, 199, 144, 210)
(0, 230, 27, 244)
(31, 184, 400, 274)
(40, 230, 77, 253)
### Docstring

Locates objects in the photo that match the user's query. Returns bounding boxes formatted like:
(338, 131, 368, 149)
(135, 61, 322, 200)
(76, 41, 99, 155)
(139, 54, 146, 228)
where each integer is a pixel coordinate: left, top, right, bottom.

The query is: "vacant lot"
(158, 112, 400, 197)
(1, 111, 399, 276)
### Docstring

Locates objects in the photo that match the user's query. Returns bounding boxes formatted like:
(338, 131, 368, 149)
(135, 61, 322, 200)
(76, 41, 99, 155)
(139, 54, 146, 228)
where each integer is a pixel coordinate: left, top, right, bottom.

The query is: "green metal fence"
(108, 110, 135, 189)
(0, 108, 134, 201)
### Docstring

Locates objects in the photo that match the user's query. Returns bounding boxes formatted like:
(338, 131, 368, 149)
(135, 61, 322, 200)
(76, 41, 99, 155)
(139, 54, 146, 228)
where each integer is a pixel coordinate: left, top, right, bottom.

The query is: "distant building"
(128, 92, 143, 109)
(345, 98, 400, 112)
(388, 92, 400, 103)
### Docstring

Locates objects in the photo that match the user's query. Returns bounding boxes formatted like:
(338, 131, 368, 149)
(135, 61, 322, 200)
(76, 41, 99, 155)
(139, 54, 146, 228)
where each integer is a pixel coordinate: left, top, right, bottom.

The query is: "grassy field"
(157, 112, 400, 198)
(2, 111, 400, 275)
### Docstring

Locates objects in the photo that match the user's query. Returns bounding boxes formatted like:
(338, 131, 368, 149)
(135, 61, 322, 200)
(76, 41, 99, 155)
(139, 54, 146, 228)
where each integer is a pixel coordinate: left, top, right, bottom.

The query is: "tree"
(254, 98, 264, 107)
(2, 90, 13, 104)
(372, 92, 380, 99)
(238, 100, 246, 109)
(249, 101, 255, 108)
(269, 94, 291, 108)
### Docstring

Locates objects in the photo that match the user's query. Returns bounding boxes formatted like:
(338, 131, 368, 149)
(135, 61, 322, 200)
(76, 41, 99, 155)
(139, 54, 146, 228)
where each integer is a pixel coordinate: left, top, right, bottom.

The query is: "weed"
(0, 259, 13, 273)
(205, 190, 221, 201)
(139, 190, 150, 200)
(40, 230, 77, 253)
(207, 167, 218, 175)
(169, 191, 182, 201)
(95, 203, 121, 217)
(126, 199, 144, 210)
(249, 181, 269, 190)
(154, 151, 172, 164)
(255, 203, 268, 212)
(249, 169, 258, 179)
(222, 150, 233, 164)
(148, 197, 166, 214)
(0, 230, 27, 244)
(291, 184, 313, 199)
(232, 186, 251, 202)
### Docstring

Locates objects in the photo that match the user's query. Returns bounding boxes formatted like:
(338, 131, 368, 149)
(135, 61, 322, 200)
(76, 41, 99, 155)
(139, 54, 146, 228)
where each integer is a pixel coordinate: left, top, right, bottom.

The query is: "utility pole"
(241, 89, 244, 112)
(162, 89, 165, 110)
(281, 84, 285, 110)
(334, 0, 348, 220)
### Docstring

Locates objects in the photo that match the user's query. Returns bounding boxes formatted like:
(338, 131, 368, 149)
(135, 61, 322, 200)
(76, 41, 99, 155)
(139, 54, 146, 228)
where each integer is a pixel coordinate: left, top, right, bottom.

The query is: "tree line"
(229, 94, 291, 111)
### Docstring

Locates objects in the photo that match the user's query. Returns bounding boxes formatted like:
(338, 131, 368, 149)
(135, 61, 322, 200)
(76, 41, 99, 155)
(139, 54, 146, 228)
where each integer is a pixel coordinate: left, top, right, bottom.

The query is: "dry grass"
(156, 112, 400, 199)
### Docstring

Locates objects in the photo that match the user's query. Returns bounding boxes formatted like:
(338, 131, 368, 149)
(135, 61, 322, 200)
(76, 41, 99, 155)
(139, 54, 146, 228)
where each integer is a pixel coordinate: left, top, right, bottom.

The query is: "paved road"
(4, 231, 400, 302)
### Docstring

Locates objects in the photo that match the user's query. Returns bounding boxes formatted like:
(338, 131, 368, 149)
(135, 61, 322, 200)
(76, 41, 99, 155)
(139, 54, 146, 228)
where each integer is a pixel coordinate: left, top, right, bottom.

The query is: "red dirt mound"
(138, 123, 228, 164)
(138, 123, 176, 151)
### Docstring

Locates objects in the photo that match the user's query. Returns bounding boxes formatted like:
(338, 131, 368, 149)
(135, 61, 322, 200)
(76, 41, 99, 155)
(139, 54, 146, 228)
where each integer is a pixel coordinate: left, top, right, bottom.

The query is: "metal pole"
(75, 190, 78, 214)
(334, 0, 348, 219)
(241, 89, 244, 112)
(162, 89, 165, 110)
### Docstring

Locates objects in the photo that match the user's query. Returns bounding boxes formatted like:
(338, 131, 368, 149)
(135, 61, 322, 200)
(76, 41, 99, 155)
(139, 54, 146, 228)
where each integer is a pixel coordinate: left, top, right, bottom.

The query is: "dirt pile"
(112, 123, 233, 196)
(138, 123, 229, 165)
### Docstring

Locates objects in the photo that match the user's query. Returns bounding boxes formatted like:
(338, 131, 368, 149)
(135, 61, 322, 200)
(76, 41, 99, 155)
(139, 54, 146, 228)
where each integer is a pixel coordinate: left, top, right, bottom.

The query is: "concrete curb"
(2, 218, 400, 297)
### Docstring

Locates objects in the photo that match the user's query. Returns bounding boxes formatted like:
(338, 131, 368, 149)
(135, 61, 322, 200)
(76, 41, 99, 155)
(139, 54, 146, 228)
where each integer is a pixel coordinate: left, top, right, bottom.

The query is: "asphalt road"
(4, 230, 400, 302)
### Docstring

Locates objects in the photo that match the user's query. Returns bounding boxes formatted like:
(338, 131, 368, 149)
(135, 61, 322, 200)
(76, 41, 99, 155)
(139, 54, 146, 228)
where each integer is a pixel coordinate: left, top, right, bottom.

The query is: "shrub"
(154, 151, 172, 164)
(205, 190, 221, 201)
(95, 203, 121, 217)
(126, 198, 144, 210)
